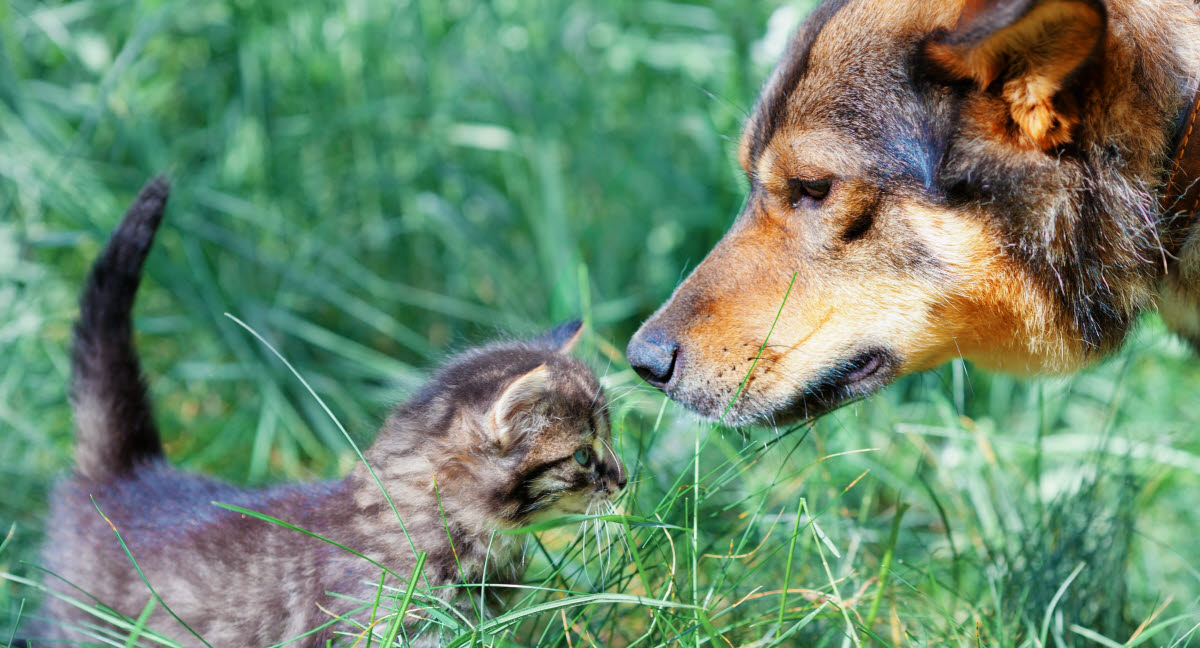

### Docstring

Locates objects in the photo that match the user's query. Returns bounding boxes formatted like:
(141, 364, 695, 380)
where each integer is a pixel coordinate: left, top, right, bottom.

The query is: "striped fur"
(27, 181, 624, 646)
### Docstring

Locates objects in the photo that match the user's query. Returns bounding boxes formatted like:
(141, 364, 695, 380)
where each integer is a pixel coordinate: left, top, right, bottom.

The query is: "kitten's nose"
(603, 461, 627, 493)
(626, 327, 678, 389)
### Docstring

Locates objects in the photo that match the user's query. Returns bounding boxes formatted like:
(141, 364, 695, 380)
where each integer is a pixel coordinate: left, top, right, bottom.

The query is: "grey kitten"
(21, 178, 625, 647)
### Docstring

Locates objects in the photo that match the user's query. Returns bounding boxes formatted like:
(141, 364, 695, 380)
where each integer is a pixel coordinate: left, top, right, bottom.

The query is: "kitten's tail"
(70, 176, 169, 481)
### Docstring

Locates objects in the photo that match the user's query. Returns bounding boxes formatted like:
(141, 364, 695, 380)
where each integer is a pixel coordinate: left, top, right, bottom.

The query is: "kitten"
(22, 178, 625, 647)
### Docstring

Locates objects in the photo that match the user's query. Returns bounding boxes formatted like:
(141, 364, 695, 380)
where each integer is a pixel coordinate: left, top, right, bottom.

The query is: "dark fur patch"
(748, 0, 852, 165)
(71, 176, 170, 481)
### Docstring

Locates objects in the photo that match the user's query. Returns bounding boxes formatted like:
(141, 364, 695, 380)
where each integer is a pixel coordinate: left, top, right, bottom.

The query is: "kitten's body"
(27, 179, 624, 647)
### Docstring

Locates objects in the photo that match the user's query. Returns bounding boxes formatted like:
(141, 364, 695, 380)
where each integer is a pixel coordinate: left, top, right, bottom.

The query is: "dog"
(626, 0, 1200, 425)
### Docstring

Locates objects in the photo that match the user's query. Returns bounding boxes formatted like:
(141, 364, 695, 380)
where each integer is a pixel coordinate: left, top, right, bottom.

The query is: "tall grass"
(2, 0, 1198, 645)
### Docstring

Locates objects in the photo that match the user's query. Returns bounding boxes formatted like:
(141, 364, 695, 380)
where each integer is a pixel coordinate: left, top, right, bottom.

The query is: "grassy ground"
(2, 0, 1199, 645)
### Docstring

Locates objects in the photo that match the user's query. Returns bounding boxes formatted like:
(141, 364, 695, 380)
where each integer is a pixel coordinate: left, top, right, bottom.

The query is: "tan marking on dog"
(642, 179, 1090, 422)
(630, 0, 1200, 424)
(905, 203, 1087, 373)
(926, 1, 1104, 149)
(754, 130, 869, 188)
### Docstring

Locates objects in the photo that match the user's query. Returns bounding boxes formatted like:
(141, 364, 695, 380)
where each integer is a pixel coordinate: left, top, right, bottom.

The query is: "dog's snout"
(627, 328, 679, 388)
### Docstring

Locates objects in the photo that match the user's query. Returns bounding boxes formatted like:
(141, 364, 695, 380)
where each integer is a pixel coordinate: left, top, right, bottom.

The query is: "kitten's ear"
(489, 364, 550, 449)
(925, 0, 1105, 149)
(531, 320, 583, 354)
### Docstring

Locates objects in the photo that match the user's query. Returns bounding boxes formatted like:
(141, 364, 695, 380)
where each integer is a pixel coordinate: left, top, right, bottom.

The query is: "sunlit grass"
(2, 0, 1199, 645)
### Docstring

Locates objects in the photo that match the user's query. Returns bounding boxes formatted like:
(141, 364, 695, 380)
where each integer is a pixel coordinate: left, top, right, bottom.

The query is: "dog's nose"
(627, 327, 679, 388)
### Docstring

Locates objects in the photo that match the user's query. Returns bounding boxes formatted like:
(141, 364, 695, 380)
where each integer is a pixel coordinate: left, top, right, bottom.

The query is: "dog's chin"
(774, 348, 897, 422)
(669, 348, 898, 426)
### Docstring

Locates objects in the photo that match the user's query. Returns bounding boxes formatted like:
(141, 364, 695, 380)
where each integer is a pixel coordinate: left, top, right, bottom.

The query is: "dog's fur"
(627, 0, 1200, 424)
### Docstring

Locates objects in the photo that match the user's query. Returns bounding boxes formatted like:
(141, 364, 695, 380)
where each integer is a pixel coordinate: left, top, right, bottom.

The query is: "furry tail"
(70, 176, 170, 481)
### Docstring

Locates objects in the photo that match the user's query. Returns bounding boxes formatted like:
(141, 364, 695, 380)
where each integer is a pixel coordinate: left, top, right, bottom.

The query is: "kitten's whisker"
(593, 505, 606, 585)
(592, 508, 604, 582)
(591, 366, 612, 407)
(595, 387, 643, 412)
(609, 501, 626, 558)
(600, 516, 614, 583)
(593, 386, 644, 413)
(597, 436, 624, 485)
(582, 501, 598, 589)
(592, 503, 604, 585)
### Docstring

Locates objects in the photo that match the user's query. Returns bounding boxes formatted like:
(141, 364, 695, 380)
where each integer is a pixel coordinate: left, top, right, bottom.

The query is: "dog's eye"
(787, 178, 832, 206)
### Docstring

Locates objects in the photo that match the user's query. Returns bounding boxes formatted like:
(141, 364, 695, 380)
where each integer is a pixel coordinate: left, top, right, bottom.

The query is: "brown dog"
(627, 0, 1200, 425)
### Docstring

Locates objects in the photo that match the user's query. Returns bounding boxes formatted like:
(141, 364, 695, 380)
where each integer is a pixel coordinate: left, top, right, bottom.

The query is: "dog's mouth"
(842, 350, 889, 385)
(773, 348, 897, 422)
(643, 342, 900, 426)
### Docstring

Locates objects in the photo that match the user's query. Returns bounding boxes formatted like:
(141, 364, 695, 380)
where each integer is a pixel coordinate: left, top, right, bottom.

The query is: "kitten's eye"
(573, 448, 591, 466)
(787, 178, 832, 206)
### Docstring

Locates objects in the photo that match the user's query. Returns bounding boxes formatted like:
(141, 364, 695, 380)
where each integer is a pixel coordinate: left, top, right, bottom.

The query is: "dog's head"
(628, 0, 1186, 424)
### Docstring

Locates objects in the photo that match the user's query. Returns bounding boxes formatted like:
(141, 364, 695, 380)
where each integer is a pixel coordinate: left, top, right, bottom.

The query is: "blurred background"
(2, 0, 1198, 645)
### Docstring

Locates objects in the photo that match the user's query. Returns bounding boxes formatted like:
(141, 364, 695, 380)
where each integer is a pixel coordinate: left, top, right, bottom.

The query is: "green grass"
(2, 0, 1199, 645)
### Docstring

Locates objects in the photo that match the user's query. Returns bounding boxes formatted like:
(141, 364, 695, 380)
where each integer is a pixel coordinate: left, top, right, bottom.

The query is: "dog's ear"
(926, 0, 1105, 149)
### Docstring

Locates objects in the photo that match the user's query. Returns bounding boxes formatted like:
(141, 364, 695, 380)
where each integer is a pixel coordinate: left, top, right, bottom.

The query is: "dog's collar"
(1162, 4, 1200, 226)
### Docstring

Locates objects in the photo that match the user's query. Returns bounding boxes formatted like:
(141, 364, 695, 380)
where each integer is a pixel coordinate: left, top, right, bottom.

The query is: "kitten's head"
(381, 321, 625, 527)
